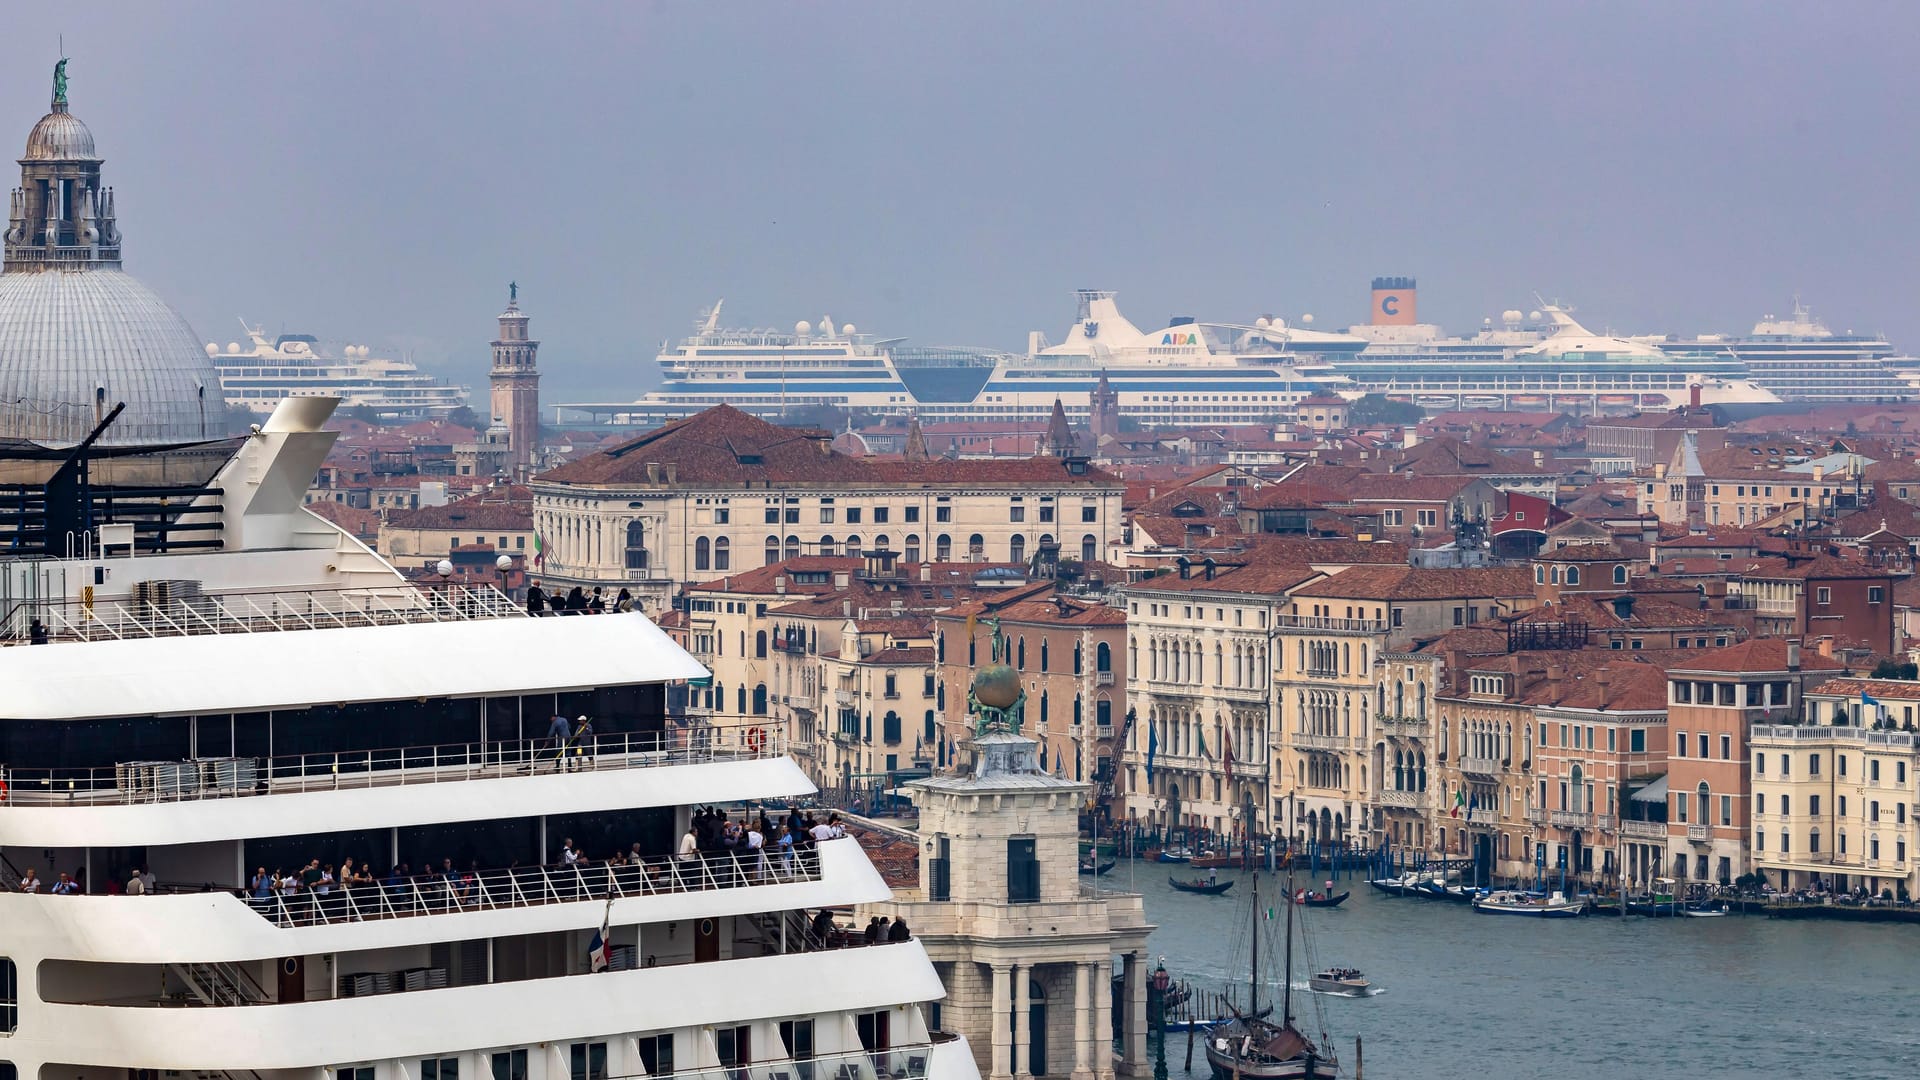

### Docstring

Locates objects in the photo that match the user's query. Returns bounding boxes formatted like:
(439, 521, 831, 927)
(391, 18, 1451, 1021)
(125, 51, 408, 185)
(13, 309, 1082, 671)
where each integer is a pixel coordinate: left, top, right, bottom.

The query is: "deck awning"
(0, 612, 709, 720)
(1629, 775, 1669, 803)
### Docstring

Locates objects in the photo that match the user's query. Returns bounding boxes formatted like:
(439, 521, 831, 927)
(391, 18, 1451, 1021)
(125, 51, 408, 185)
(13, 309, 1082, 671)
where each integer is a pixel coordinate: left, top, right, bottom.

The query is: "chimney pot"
(1786, 640, 1801, 671)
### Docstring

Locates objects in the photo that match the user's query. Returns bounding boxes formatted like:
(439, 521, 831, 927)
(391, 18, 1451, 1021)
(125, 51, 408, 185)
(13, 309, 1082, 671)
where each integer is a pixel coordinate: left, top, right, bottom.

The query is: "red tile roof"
(1293, 565, 1534, 602)
(1669, 637, 1848, 675)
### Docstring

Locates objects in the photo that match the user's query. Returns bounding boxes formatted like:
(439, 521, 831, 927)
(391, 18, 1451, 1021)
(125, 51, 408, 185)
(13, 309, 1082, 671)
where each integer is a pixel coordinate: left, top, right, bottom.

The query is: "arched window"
(1040, 639, 1050, 672)
(1097, 641, 1112, 673)
(624, 521, 648, 569)
(1566, 565, 1581, 586)
(937, 633, 946, 662)
(844, 534, 862, 556)
(1074, 642, 1084, 674)
(1017, 637, 1027, 669)
(752, 684, 768, 715)
(755, 630, 767, 658)
(765, 535, 780, 565)
(820, 534, 837, 556)
(1535, 564, 1545, 584)
(1614, 564, 1628, 584)
(905, 534, 922, 562)
(968, 533, 985, 559)
(694, 536, 711, 571)
(1010, 534, 1027, 564)
(714, 537, 730, 570)
(936, 534, 952, 561)
(1082, 533, 1098, 562)
(785, 534, 801, 559)
(1039, 691, 1049, 726)
(874, 534, 890, 553)
(1697, 782, 1710, 824)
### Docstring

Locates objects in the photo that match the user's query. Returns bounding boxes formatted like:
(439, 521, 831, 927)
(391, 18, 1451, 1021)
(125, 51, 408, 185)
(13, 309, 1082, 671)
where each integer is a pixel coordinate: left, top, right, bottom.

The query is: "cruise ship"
(1329, 279, 1780, 414)
(210, 321, 471, 417)
(0, 396, 979, 1080)
(561, 295, 1352, 430)
(1639, 302, 1917, 404)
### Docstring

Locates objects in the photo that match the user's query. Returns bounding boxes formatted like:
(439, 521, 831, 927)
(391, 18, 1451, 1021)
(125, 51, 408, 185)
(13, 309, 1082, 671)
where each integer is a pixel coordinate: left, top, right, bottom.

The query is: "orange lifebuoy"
(0, 776, 8, 804)
(746, 727, 767, 754)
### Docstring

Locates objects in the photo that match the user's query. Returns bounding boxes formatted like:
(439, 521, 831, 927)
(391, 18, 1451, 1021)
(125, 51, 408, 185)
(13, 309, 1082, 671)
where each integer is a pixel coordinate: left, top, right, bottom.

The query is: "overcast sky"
(9, 2, 1917, 403)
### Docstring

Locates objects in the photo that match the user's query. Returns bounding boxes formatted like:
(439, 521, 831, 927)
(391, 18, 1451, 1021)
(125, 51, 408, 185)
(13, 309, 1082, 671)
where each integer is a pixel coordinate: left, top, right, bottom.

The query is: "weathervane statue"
(966, 615, 1027, 736)
(53, 57, 69, 106)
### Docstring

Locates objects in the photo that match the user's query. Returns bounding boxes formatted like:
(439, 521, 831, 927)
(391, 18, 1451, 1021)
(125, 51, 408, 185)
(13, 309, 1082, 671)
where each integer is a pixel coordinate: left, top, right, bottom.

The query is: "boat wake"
(1292, 981, 1384, 998)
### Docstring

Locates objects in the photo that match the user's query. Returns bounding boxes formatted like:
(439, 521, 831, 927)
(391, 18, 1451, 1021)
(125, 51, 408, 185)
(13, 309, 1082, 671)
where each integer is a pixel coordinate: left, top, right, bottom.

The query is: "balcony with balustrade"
(1621, 819, 1667, 840)
(1375, 714, 1427, 738)
(0, 723, 786, 809)
(1375, 788, 1423, 810)
(1459, 755, 1504, 778)
(1687, 824, 1711, 843)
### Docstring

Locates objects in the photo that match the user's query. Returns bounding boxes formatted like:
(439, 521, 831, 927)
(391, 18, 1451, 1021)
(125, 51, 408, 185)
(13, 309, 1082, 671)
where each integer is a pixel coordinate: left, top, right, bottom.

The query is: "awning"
(1629, 775, 1669, 803)
(0, 612, 709, 720)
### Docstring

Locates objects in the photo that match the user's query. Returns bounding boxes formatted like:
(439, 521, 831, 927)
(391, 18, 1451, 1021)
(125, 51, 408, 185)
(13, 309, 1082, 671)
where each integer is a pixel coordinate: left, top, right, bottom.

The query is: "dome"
(0, 269, 227, 445)
(24, 105, 97, 161)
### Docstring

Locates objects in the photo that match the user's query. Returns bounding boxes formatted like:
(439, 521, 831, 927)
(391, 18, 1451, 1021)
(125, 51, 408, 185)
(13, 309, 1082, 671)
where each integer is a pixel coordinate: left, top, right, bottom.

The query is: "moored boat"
(1202, 875, 1340, 1080)
(1297, 890, 1349, 908)
(1079, 859, 1116, 876)
(1472, 890, 1586, 918)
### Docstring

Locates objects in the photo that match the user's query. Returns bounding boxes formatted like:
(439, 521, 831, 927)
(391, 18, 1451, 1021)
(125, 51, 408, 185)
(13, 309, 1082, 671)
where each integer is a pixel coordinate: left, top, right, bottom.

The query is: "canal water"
(1107, 864, 1920, 1080)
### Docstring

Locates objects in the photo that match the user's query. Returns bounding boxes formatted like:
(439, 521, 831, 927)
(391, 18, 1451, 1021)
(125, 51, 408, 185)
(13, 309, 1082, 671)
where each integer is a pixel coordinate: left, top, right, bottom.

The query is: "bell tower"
(489, 283, 540, 481)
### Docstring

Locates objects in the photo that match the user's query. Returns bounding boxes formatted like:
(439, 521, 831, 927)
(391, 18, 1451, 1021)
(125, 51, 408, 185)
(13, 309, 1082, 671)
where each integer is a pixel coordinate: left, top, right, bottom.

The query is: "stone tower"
(1088, 372, 1120, 446)
(490, 285, 540, 481)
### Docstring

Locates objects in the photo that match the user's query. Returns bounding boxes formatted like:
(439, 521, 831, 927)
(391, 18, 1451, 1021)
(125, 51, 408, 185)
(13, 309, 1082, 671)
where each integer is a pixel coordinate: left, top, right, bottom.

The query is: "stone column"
(1013, 963, 1032, 1080)
(1125, 953, 1148, 1074)
(1093, 955, 1114, 1080)
(1072, 961, 1093, 1080)
(991, 964, 1013, 1080)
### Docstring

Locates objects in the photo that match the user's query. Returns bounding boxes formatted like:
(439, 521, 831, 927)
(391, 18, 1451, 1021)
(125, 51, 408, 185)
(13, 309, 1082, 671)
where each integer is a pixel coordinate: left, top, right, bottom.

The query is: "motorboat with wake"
(1307, 968, 1370, 996)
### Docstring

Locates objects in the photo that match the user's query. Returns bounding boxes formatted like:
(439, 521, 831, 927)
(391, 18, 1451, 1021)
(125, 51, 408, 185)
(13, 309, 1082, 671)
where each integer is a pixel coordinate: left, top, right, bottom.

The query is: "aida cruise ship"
(0, 396, 978, 1080)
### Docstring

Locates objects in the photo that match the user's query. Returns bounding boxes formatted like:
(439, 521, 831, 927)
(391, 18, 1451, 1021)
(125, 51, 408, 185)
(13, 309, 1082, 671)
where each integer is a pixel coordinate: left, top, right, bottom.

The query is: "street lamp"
(494, 553, 514, 606)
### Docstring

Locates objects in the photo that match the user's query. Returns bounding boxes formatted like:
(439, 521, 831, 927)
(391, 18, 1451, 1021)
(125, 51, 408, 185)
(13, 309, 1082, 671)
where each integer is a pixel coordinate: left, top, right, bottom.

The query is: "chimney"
(645, 462, 661, 484)
(663, 463, 678, 484)
(843, 600, 852, 617)
(919, 563, 932, 582)
(1817, 636, 1834, 658)
(1786, 640, 1802, 671)
(1546, 663, 1565, 699)
(1654, 463, 1667, 480)
(1595, 668, 1613, 710)
(1813, 464, 1825, 483)
(1690, 382, 1702, 410)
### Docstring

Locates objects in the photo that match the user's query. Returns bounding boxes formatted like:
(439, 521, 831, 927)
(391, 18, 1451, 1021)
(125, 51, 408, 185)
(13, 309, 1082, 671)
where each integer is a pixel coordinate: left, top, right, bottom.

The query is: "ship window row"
(0, 685, 663, 775)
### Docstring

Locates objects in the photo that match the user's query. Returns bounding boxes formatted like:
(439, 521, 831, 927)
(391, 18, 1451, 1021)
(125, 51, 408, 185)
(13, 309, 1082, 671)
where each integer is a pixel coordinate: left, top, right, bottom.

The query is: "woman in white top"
(18, 868, 40, 893)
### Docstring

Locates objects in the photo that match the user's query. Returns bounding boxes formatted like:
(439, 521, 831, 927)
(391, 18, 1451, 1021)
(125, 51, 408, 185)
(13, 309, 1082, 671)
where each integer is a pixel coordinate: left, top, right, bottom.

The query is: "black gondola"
(1079, 860, 1117, 876)
(1169, 876, 1236, 895)
(1301, 891, 1349, 908)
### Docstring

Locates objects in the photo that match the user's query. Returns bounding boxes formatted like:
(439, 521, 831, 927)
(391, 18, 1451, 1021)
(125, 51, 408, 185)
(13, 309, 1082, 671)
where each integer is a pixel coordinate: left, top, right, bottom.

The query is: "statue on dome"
(966, 614, 1027, 736)
(509, 280, 518, 303)
(53, 58, 69, 106)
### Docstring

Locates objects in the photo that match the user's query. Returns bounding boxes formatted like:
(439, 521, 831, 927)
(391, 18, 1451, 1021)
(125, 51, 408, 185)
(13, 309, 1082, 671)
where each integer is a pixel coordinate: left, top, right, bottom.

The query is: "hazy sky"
(8, 2, 1917, 404)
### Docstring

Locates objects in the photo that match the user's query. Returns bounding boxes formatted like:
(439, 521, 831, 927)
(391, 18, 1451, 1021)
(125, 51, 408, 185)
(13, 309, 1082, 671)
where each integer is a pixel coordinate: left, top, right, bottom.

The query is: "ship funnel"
(1371, 276, 1417, 326)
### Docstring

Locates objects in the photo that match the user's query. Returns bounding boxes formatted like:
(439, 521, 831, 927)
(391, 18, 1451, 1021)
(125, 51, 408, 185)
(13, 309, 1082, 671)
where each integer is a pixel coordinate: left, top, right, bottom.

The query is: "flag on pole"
(1466, 791, 1477, 823)
(1450, 788, 1465, 818)
(1146, 722, 1158, 786)
(1223, 728, 1235, 784)
(1196, 727, 1210, 760)
(588, 898, 612, 973)
(1864, 691, 1884, 725)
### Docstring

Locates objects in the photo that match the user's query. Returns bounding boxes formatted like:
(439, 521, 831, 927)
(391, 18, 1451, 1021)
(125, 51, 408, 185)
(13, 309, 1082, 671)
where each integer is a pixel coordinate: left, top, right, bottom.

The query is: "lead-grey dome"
(23, 105, 97, 161)
(0, 269, 224, 444)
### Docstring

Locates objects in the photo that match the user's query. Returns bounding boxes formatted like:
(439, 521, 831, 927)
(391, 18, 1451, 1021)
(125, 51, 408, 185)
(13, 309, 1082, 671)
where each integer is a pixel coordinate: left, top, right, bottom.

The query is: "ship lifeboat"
(1463, 395, 1502, 409)
(1599, 394, 1635, 406)
(1511, 394, 1549, 408)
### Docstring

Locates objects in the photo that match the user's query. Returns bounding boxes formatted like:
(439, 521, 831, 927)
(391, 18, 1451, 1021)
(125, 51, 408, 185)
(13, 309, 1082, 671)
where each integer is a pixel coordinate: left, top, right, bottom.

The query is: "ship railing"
(0, 723, 786, 807)
(3, 583, 524, 644)
(245, 845, 828, 929)
(605, 1042, 935, 1080)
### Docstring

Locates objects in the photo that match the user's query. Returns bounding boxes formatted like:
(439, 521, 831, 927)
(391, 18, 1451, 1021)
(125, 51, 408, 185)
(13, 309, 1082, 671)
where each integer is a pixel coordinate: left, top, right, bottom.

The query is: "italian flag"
(1450, 788, 1465, 818)
(533, 532, 547, 566)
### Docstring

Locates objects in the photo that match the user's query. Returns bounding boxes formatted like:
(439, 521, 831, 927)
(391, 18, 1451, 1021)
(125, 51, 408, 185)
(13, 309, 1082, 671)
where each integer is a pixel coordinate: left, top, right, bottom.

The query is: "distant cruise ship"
(561, 294, 1350, 429)
(1641, 302, 1916, 404)
(210, 321, 471, 417)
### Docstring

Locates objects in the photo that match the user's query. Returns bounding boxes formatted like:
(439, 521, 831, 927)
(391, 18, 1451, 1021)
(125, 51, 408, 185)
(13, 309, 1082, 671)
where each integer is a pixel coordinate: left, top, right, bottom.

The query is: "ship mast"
(1282, 873, 1294, 1028)
(1249, 871, 1259, 1019)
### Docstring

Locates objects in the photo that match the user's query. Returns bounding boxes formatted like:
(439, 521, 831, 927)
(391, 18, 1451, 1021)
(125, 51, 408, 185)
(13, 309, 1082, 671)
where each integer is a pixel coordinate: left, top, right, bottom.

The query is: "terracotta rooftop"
(384, 485, 534, 530)
(540, 405, 1118, 488)
(1806, 677, 1920, 701)
(1668, 637, 1847, 675)
(1128, 562, 1323, 598)
(1294, 565, 1534, 602)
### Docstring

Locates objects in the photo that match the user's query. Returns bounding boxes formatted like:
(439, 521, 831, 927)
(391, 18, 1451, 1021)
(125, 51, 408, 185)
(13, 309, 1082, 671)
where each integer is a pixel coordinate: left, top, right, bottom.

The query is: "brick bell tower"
(489, 282, 540, 481)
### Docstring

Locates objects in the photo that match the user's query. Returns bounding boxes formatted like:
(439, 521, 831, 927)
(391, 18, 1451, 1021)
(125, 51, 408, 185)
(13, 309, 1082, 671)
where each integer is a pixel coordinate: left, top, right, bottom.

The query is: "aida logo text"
(1159, 332, 1200, 345)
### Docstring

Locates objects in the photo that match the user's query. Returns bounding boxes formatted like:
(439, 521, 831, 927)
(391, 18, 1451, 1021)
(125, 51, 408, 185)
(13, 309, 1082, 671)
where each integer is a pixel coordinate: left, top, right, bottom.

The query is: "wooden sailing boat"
(1202, 874, 1339, 1080)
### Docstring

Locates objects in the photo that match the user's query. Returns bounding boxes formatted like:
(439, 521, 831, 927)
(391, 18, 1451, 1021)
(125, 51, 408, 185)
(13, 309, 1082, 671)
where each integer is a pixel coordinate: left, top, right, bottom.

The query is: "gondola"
(1079, 860, 1116, 876)
(1300, 890, 1349, 908)
(1169, 876, 1236, 895)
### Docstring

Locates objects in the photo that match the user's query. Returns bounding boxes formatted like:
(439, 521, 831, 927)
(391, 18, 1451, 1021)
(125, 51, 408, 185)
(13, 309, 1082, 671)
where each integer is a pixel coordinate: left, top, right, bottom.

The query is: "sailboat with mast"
(1203, 875, 1340, 1080)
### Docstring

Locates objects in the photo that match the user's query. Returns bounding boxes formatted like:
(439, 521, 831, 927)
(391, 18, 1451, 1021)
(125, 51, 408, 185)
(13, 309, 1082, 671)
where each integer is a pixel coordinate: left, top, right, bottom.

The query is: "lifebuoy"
(746, 727, 767, 754)
(0, 775, 8, 804)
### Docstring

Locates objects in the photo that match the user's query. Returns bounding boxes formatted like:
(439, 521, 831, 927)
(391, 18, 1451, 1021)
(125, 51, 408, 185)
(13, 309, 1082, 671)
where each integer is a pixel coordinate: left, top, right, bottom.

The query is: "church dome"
(24, 104, 97, 161)
(0, 269, 225, 444)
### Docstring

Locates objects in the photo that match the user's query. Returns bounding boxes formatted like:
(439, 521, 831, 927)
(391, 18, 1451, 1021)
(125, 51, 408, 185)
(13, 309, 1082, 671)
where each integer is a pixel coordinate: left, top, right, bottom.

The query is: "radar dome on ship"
(1254, 317, 1271, 328)
(1529, 310, 1543, 321)
(227, 342, 241, 354)
(795, 320, 811, 335)
(1503, 310, 1523, 324)
(205, 342, 219, 355)
(840, 324, 854, 335)
(1300, 313, 1314, 325)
